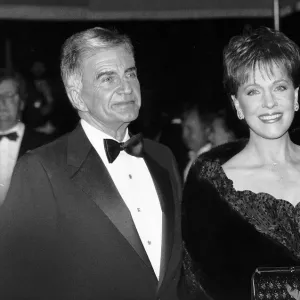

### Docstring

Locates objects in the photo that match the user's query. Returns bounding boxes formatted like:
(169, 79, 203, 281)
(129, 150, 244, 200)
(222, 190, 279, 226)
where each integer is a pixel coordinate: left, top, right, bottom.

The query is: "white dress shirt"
(183, 143, 212, 182)
(0, 122, 25, 204)
(81, 120, 162, 279)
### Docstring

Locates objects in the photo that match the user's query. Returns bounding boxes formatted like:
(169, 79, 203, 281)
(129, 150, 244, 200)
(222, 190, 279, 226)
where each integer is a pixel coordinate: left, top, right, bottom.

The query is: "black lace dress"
(179, 140, 300, 300)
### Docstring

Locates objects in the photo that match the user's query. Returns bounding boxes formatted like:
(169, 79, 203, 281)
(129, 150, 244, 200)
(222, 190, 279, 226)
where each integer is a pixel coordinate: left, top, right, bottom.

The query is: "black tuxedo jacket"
(0, 124, 182, 300)
(18, 126, 52, 158)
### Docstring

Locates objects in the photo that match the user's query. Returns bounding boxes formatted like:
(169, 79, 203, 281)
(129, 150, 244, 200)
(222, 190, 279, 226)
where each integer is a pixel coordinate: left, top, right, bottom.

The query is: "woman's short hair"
(223, 27, 300, 96)
(60, 27, 134, 88)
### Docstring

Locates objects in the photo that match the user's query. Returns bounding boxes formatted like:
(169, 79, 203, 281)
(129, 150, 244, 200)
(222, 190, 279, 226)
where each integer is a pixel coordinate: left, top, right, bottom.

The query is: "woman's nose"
(262, 92, 278, 108)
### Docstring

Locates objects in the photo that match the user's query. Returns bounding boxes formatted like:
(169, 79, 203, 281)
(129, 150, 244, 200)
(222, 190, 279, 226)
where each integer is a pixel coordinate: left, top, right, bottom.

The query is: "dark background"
(1, 12, 300, 135)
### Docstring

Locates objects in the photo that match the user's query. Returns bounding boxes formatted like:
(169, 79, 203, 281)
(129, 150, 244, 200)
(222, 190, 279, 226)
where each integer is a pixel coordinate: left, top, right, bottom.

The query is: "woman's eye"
(275, 85, 287, 91)
(247, 89, 258, 96)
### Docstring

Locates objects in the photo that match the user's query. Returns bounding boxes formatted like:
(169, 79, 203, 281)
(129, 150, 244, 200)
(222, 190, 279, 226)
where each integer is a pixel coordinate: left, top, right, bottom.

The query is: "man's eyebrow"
(95, 70, 116, 79)
(125, 67, 137, 73)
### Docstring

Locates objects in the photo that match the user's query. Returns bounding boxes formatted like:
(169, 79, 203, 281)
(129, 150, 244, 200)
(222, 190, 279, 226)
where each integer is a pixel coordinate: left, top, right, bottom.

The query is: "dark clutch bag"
(251, 266, 300, 300)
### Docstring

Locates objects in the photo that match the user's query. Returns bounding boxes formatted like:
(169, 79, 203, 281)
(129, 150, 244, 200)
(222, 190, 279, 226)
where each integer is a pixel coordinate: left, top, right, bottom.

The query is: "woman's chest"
(229, 169, 300, 207)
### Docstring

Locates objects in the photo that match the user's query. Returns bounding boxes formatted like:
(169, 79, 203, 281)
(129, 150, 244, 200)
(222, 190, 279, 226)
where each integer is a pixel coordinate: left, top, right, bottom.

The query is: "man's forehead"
(85, 46, 134, 64)
(184, 110, 201, 122)
(0, 79, 17, 92)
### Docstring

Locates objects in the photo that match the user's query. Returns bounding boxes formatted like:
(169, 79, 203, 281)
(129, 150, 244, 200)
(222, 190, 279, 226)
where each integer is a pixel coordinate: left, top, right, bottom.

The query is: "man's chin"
(115, 108, 140, 122)
(0, 115, 10, 121)
(122, 113, 139, 123)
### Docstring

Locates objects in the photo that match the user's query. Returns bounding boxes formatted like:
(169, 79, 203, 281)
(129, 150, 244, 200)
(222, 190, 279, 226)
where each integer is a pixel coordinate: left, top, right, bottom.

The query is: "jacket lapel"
(143, 151, 175, 286)
(66, 125, 152, 270)
(18, 128, 27, 159)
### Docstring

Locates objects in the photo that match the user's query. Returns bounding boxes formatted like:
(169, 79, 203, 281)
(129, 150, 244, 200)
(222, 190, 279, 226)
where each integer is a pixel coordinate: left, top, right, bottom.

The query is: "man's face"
(0, 79, 21, 130)
(75, 46, 141, 132)
(182, 110, 208, 152)
(208, 117, 234, 147)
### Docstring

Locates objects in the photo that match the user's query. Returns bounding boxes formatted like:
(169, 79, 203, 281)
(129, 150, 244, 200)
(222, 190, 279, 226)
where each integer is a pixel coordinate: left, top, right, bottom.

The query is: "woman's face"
(232, 62, 299, 140)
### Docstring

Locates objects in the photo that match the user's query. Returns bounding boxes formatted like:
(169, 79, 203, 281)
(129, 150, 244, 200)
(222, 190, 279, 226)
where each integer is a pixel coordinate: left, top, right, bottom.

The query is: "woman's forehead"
(239, 61, 289, 85)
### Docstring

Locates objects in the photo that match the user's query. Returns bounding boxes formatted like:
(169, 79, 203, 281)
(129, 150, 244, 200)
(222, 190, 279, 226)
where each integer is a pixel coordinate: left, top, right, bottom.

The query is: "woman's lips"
(258, 113, 283, 123)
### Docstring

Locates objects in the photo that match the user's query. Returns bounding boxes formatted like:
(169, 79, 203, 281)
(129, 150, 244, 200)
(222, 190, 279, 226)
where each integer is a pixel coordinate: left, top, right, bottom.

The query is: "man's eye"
(127, 72, 137, 79)
(102, 76, 114, 83)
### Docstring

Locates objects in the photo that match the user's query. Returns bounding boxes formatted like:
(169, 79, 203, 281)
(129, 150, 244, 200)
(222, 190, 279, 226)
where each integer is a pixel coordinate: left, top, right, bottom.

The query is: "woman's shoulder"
(197, 138, 248, 164)
(191, 138, 248, 179)
(221, 148, 248, 172)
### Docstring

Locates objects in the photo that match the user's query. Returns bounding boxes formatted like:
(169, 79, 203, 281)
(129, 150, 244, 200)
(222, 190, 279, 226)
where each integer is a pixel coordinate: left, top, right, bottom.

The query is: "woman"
(180, 27, 300, 300)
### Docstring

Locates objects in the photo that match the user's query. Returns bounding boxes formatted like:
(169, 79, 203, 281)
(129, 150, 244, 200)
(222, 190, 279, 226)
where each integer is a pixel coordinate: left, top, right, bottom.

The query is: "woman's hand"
(287, 284, 300, 299)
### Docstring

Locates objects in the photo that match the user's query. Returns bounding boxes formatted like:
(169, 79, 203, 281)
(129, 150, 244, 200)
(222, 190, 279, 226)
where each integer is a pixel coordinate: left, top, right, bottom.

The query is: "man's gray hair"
(60, 27, 134, 88)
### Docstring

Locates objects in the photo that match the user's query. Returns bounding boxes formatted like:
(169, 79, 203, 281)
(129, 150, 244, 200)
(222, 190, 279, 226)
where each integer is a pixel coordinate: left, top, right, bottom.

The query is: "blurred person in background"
(181, 103, 212, 181)
(158, 110, 189, 181)
(0, 69, 50, 204)
(23, 60, 57, 134)
(24, 59, 79, 137)
(207, 108, 237, 148)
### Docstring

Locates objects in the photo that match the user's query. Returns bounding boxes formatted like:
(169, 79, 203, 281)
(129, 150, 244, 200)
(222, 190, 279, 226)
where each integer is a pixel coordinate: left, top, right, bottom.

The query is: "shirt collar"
(188, 143, 212, 160)
(80, 119, 130, 142)
(197, 143, 212, 156)
(0, 122, 24, 135)
(80, 119, 130, 165)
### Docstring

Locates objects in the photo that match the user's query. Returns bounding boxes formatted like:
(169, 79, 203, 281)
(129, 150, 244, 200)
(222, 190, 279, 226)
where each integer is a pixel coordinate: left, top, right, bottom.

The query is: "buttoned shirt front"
(81, 119, 162, 279)
(0, 122, 25, 204)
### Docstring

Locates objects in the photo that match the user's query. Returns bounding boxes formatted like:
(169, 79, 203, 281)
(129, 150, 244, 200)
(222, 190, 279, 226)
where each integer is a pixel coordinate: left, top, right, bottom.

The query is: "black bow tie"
(104, 133, 144, 163)
(0, 131, 19, 141)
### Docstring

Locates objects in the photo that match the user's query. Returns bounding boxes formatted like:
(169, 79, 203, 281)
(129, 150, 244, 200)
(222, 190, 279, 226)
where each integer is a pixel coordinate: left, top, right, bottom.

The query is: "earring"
(295, 102, 299, 112)
(237, 109, 244, 120)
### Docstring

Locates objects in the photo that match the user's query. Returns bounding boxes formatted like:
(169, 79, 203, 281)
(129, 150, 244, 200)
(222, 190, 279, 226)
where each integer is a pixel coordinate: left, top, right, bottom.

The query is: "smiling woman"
(231, 62, 298, 141)
(180, 27, 300, 300)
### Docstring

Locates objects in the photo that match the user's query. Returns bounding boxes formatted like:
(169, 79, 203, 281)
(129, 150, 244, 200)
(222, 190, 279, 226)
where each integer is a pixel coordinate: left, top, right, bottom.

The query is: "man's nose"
(118, 79, 132, 94)
(0, 98, 6, 108)
(262, 91, 278, 109)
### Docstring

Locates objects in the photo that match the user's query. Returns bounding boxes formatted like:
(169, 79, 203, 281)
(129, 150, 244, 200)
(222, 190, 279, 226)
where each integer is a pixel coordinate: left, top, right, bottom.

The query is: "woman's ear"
(294, 87, 299, 104)
(231, 95, 244, 120)
(231, 95, 240, 111)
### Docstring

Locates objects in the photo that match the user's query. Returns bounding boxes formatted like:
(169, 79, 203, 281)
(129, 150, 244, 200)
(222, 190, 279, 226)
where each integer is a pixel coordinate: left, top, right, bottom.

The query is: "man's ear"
(17, 98, 25, 122)
(66, 76, 88, 112)
(19, 99, 25, 111)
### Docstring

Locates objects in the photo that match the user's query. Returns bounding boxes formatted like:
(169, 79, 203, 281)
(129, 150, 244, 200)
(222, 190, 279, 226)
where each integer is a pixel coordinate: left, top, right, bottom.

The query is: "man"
(207, 109, 236, 148)
(0, 69, 50, 204)
(182, 104, 212, 181)
(0, 27, 182, 300)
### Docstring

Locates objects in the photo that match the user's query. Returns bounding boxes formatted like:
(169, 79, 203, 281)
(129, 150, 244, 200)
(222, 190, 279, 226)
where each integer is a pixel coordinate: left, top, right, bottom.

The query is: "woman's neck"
(245, 132, 299, 166)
